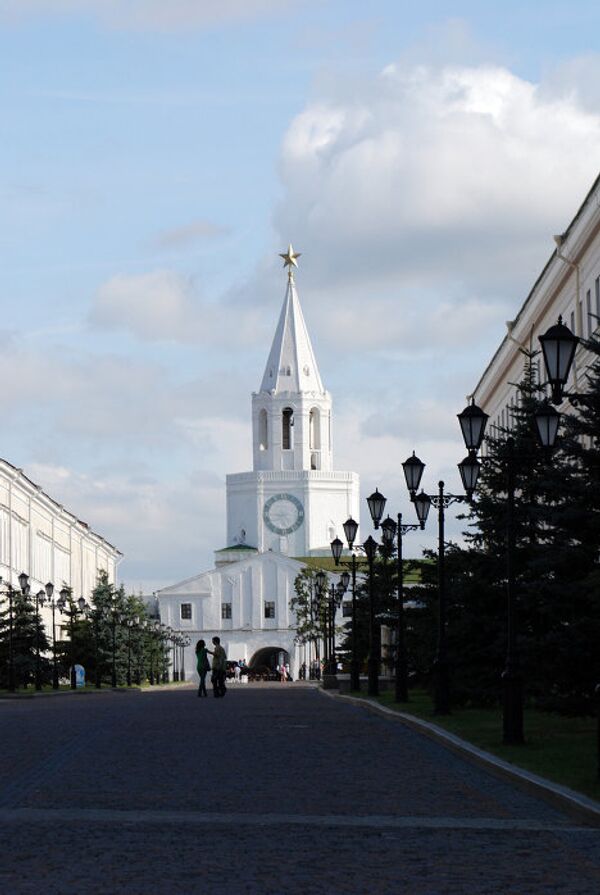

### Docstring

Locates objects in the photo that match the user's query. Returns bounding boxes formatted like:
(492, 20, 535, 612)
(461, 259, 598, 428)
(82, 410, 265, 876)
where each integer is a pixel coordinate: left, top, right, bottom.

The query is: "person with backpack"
(195, 639, 210, 697)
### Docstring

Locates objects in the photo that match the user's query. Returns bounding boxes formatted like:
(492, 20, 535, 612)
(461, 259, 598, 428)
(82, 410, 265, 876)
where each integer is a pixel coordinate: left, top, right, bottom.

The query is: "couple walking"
(196, 636, 227, 698)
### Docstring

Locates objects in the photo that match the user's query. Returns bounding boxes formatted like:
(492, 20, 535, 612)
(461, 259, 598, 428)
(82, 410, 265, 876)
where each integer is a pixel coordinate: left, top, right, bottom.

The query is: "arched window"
(258, 409, 268, 451)
(282, 407, 293, 450)
(309, 407, 321, 450)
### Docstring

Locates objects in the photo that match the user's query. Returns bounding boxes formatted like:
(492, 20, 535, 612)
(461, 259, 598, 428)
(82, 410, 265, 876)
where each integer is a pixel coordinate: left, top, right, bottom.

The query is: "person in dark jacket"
(195, 639, 210, 697)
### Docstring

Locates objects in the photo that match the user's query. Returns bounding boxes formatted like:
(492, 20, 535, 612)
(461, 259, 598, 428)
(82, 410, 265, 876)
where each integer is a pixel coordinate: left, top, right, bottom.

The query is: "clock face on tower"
(263, 493, 305, 536)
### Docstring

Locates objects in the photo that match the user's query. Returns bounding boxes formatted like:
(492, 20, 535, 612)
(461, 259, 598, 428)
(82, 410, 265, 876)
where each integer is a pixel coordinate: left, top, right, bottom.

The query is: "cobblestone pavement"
(1, 683, 599, 894)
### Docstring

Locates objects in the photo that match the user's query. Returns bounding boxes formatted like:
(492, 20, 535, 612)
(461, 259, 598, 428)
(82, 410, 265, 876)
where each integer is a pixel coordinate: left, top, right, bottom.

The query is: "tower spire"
(260, 246, 324, 394)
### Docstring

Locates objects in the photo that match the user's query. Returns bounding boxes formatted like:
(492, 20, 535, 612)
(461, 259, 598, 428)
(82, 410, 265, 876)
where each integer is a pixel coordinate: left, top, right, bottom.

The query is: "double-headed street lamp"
(175, 634, 191, 682)
(0, 577, 18, 692)
(44, 582, 61, 690)
(401, 454, 467, 715)
(331, 520, 360, 691)
(367, 493, 427, 704)
(126, 616, 139, 687)
(330, 516, 380, 695)
(455, 316, 581, 745)
(15, 573, 46, 692)
(314, 571, 347, 685)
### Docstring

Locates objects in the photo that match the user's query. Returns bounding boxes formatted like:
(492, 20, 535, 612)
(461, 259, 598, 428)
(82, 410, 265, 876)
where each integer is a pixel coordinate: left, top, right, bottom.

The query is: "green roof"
(294, 556, 426, 582)
(215, 545, 258, 553)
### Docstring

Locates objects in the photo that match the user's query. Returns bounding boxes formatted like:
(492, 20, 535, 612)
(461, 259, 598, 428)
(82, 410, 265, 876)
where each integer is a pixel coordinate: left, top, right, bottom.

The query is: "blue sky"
(2, 0, 600, 591)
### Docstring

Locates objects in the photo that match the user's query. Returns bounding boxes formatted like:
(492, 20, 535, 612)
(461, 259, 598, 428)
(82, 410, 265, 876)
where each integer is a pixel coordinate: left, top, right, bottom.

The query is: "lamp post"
(0, 578, 17, 692)
(45, 582, 59, 690)
(402, 453, 467, 715)
(18, 573, 45, 691)
(126, 617, 138, 687)
(34, 587, 46, 691)
(107, 599, 121, 688)
(180, 635, 190, 681)
(363, 534, 380, 696)
(457, 392, 561, 743)
(331, 523, 361, 691)
(314, 570, 328, 678)
(378, 508, 426, 703)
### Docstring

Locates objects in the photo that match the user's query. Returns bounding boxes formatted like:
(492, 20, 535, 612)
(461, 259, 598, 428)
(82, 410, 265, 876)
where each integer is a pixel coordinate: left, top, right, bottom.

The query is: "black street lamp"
(167, 627, 176, 682)
(110, 603, 120, 688)
(314, 570, 328, 675)
(34, 587, 46, 691)
(18, 574, 45, 691)
(539, 315, 579, 405)
(45, 582, 59, 690)
(0, 578, 17, 692)
(180, 635, 190, 681)
(458, 392, 562, 744)
(363, 534, 379, 696)
(402, 453, 464, 715)
(325, 579, 347, 680)
(376, 505, 426, 704)
(331, 528, 362, 691)
(126, 617, 138, 686)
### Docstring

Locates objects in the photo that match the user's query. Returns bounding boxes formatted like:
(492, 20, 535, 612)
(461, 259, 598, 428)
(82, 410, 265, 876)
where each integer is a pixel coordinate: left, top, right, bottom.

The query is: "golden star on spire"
(279, 243, 301, 279)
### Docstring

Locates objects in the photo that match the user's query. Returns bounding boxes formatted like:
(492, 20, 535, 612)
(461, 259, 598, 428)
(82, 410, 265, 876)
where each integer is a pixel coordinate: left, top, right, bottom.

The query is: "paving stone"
(0, 685, 598, 893)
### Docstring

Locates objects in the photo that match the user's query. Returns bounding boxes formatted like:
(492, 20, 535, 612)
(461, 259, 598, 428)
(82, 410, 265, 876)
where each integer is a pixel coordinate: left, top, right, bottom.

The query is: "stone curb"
(321, 689, 600, 828)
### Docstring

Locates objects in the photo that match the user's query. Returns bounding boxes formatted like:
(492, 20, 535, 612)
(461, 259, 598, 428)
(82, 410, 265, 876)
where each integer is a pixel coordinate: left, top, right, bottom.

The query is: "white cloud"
(0, 0, 303, 30)
(89, 269, 268, 346)
(26, 461, 228, 591)
(275, 61, 600, 300)
(89, 270, 211, 343)
(151, 219, 228, 251)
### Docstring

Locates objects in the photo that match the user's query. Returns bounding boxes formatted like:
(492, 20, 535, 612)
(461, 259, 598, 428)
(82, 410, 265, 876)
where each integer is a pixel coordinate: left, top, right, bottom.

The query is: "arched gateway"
(250, 646, 290, 673)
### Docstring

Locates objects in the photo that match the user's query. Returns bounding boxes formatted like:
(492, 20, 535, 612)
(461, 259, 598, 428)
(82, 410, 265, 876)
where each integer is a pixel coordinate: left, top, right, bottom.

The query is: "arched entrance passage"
(249, 646, 289, 673)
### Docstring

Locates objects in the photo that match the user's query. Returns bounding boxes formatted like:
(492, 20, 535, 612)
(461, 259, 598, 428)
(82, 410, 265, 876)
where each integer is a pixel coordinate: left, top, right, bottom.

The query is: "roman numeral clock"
(262, 493, 305, 536)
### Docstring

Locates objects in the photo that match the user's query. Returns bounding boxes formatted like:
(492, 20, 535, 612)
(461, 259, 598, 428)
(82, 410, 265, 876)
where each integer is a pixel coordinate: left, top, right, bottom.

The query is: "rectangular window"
(587, 289, 592, 336)
(180, 603, 192, 620)
(221, 602, 232, 620)
(342, 603, 352, 618)
(570, 310, 575, 334)
(595, 277, 600, 324)
(264, 601, 275, 619)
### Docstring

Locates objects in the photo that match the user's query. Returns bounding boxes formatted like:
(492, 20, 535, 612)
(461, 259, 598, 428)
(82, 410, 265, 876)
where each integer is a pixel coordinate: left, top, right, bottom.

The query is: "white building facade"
(0, 457, 121, 630)
(473, 172, 600, 429)
(156, 248, 359, 677)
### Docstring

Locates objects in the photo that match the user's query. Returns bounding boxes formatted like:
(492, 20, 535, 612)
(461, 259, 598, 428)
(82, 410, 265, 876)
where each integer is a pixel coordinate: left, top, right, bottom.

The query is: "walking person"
(195, 639, 210, 697)
(209, 636, 227, 698)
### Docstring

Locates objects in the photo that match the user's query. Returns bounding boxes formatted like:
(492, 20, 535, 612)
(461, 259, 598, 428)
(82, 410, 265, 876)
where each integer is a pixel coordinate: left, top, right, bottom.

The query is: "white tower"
(226, 246, 360, 557)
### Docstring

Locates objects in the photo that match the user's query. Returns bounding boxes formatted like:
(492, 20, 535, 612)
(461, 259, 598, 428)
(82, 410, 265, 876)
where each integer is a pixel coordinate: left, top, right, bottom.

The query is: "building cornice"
(0, 457, 122, 558)
(473, 171, 600, 406)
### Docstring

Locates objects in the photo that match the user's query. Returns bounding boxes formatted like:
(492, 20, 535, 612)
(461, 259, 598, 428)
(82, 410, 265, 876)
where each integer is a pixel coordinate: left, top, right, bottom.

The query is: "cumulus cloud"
(276, 61, 600, 297)
(89, 270, 211, 343)
(0, 0, 302, 30)
(26, 461, 228, 591)
(151, 219, 228, 251)
(89, 268, 270, 347)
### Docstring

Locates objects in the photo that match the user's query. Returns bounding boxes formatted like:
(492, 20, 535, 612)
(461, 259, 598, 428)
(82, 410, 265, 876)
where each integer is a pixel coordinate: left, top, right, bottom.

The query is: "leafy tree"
(291, 568, 328, 663)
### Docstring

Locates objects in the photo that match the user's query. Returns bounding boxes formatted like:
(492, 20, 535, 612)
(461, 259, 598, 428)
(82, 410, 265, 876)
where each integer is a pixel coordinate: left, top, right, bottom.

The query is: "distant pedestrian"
(195, 640, 210, 697)
(234, 663, 241, 684)
(209, 636, 227, 697)
(279, 663, 286, 682)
